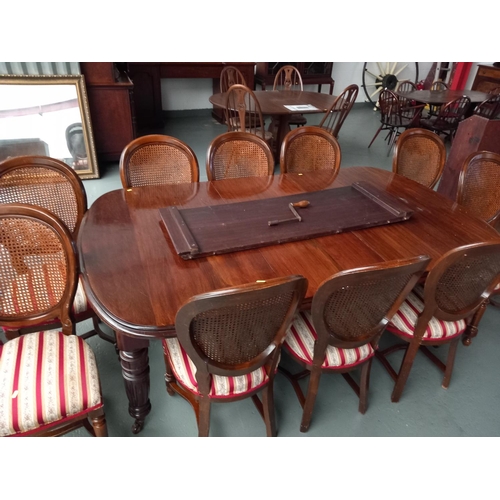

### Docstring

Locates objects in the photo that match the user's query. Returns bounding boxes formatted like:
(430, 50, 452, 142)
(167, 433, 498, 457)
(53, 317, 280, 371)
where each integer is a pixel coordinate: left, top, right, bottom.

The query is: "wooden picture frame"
(0, 74, 99, 179)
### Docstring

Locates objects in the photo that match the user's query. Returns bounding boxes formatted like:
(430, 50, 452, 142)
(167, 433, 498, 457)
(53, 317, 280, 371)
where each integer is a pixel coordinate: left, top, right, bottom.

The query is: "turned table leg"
(116, 332, 152, 434)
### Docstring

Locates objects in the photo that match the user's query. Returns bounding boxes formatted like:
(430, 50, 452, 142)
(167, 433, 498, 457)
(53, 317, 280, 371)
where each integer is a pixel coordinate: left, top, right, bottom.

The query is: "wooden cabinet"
(471, 64, 500, 93)
(255, 63, 334, 93)
(80, 63, 136, 162)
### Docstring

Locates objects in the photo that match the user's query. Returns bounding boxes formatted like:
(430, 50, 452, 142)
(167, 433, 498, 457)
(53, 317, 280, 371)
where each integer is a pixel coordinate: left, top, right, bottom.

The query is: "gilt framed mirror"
(0, 74, 99, 179)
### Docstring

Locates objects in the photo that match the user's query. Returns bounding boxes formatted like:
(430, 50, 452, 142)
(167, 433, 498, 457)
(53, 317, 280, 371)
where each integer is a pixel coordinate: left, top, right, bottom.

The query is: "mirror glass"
(0, 75, 99, 179)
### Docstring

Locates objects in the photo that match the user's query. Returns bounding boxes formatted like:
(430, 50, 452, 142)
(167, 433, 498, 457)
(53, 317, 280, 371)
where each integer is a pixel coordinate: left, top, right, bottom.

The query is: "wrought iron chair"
(318, 84, 359, 138)
(206, 131, 274, 181)
(162, 275, 307, 436)
(392, 128, 446, 189)
(280, 256, 429, 432)
(272, 65, 307, 128)
(119, 134, 199, 189)
(420, 96, 471, 143)
(280, 126, 341, 174)
(0, 155, 113, 344)
(368, 89, 424, 155)
(0, 204, 107, 436)
(376, 241, 500, 402)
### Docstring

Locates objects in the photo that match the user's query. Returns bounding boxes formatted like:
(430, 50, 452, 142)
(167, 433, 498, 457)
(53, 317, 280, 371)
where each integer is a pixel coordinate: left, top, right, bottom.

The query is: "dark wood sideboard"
(255, 63, 334, 94)
(80, 63, 136, 162)
(471, 64, 500, 93)
(126, 62, 256, 129)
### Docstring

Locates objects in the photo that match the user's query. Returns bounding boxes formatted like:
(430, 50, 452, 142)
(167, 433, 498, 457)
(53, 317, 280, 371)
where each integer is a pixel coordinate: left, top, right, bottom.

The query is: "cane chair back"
(420, 96, 471, 141)
(456, 151, 500, 226)
(0, 155, 111, 343)
(206, 132, 274, 181)
(280, 126, 341, 174)
(224, 84, 274, 151)
(163, 275, 307, 436)
(220, 66, 247, 93)
(119, 135, 199, 189)
(0, 204, 107, 437)
(0, 155, 86, 238)
(392, 128, 446, 189)
(281, 256, 430, 432)
(378, 241, 500, 402)
(473, 94, 500, 119)
(319, 84, 359, 138)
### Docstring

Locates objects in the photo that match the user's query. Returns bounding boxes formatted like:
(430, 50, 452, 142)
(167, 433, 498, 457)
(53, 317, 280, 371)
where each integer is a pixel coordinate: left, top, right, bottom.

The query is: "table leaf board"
(159, 181, 413, 260)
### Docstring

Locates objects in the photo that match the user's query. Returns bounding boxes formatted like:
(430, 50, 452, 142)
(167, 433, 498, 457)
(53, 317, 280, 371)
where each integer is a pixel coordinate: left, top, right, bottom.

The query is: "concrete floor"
(64, 103, 500, 438)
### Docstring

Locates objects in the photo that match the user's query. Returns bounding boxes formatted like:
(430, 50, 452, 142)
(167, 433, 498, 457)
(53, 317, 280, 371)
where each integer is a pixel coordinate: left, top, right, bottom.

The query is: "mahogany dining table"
(209, 90, 338, 155)
(77, 167, 500, 433)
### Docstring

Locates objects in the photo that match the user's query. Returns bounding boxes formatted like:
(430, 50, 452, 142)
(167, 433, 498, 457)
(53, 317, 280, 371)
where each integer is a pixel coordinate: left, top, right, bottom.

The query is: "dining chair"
(426, 80, 450, 119)
(318, 84, 359, 138)
(280, 126, 342, 174)
(224, 84, 274, 150)
(396, 80, 418, 92)
(368, 89, 424, 155)
(420, 95, 471, 143)
(279, 255, 430, 432)
(473, 94, 500, 120)
(162, 275, 308, 436)
(392, 128, 446, 189)
(219, 65, 247, 93)
(490, 86, 500, 95)
(376, 241, 500, 402)
(0, 204, 107, 436)
(0, 155, 113, 344)
(119, 134, 199, 189)
(272, 65, 307, 127)
(206, 131, 274, 181)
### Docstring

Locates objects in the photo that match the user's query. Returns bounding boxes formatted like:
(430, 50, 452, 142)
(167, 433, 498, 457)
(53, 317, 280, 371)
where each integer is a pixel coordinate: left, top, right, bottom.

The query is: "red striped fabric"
(284, 311, 375, 369)
(163, 338, 271, 399)
(387, 287, 466, 341)
(0, 331, 102, 436)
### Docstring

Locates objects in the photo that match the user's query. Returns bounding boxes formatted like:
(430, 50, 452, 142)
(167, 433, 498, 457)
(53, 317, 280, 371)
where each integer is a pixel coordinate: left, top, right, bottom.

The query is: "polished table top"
(394, 89, 490, 105)
(209, 90, 338, 115)
(78, 167, 500, 339)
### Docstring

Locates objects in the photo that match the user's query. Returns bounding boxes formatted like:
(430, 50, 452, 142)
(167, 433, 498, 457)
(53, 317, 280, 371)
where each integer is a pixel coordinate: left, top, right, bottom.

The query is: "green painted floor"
(64, 103, 500, 437)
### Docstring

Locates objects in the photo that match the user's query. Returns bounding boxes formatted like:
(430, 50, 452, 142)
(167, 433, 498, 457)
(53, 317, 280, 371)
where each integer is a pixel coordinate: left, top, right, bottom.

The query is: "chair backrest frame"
(206, 131, 274, 181)
(280, 126, 342, 174)
(273, 65, 304, 91)
(119, 134, 200, 189)
(0, 155, 87, 237)
(220, 66, 247, 93)
(319, 84, 359, 138)
(432, 96, 471, 129)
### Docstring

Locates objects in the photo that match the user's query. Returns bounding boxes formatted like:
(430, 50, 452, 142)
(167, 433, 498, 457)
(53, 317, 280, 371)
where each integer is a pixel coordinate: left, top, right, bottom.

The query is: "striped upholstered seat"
(163, 338, 271, 399)
(0, 330, 103, 437)
(386, 286, 467, 341)
(284, 311, 375, 369)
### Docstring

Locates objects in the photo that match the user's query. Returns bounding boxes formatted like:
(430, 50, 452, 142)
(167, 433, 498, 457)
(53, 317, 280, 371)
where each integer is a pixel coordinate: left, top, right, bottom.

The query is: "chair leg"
(442, 338, 460, 389)
(300, 368, 322, 433)
(197, 397, 211, 437)
(462, 300, 488, 346)
(368, 125, 383, 148)
(262, 384, 277, 437)
(391, 341, 420, 403)
(163, 349, 175, 396)
(90, 411, 108, 437)
(358, 359, 372, 414)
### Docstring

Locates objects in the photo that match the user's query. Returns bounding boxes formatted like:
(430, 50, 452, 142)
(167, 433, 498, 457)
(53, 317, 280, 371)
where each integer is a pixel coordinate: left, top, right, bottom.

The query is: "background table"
(210, 90, 338, 154)
(395, 89, 490, 112)
(78, 168, 500, 432)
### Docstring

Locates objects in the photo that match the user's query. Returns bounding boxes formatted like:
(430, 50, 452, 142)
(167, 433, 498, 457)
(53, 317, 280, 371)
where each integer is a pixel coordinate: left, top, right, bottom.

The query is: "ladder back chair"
(280, 256, 430, 432)
(272, 65, 307, 127)
(162, 275, 308, 436)
(318, 84, 359, 138)
(420, 95, 471, 143)
(456, 151, 500, 346)
(376, 241, 500, 402)
(392, 128, 446, 189)
(119, 134, 199, 189)
(206, 131, 274, 181)
(280, 126, 342, 175)
(0, 155, 112, 344)
(368, 89, 424, 155)
(0, 204, 107, 437)
(224, 84, 273, 149)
